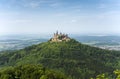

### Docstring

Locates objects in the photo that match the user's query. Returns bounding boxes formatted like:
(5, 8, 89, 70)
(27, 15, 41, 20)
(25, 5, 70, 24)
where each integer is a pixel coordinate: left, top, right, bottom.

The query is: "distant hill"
(0, 39, 120, 79)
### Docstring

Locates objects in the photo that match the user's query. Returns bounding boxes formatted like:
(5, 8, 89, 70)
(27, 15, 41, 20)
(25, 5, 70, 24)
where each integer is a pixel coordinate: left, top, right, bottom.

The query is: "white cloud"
(0, 0, 49, 9)
(71, 19, 77, 23)
(98, 4, 107, 9)
(50, 3, 61, 8)
(21, 0, 57, 8)
(22, 1, 41, 8)
(54, 13, 66, 17)
(20, 0, 65, 10)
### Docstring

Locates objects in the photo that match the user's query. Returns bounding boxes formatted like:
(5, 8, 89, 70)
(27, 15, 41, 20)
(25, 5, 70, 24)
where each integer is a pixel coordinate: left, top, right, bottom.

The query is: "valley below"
(0, 35, 120, 51)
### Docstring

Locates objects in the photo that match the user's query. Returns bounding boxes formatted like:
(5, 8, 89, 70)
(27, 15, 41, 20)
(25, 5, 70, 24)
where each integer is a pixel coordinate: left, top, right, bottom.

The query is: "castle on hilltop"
(50, 31, 70, 42)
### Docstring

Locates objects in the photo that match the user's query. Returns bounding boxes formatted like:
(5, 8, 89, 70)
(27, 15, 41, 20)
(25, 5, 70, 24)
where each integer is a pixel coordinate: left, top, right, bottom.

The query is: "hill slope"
(0, 64, 67, 79)
(0, 39, 120, 79)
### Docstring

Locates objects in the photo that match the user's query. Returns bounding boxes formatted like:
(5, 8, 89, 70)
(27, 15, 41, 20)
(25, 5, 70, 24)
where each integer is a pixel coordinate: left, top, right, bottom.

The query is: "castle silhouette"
(50, 31, 70, 42)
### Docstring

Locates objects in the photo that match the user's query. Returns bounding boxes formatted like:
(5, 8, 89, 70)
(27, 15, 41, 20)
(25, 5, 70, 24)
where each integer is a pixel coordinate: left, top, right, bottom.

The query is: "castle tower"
(51, 31, 70, 42)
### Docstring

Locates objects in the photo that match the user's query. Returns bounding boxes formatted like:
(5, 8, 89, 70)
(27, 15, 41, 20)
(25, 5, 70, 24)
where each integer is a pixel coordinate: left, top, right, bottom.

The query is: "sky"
(0, 0, 120, 35)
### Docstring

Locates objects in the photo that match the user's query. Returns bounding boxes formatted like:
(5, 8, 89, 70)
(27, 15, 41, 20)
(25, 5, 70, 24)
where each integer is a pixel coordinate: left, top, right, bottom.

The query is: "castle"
(50, 31, 70, 42)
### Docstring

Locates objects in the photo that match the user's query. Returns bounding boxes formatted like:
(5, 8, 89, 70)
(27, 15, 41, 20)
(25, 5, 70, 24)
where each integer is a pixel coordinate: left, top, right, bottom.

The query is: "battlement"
(50, 31, 70, 42)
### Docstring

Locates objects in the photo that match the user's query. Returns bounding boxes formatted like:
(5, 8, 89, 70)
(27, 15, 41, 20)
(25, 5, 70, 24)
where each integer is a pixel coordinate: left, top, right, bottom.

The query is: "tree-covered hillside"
(0, 64, 66, 79)
(0, 39, 120, 79)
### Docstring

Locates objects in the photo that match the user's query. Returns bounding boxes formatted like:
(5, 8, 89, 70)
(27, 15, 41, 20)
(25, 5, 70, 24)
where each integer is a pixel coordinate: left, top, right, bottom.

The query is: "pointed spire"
(56, 30, 58, 35)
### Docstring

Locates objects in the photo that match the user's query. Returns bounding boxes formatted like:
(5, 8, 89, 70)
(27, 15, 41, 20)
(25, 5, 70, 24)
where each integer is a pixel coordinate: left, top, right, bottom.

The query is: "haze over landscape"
(0, 0, 120, 35)
(1, 0, 120, 79)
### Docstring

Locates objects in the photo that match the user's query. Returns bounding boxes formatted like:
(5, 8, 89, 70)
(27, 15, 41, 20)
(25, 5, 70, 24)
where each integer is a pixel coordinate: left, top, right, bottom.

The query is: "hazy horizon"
(0, 0, 120, 35)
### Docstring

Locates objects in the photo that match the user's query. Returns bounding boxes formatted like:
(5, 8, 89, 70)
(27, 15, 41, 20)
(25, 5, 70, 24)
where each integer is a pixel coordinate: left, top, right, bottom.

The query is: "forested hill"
(0, 39, 120, 79)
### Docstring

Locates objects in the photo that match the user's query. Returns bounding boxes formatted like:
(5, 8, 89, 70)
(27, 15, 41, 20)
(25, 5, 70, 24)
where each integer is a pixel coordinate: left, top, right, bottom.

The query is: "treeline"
(0, 64, 66, 79)
(0, 64, 120, 79)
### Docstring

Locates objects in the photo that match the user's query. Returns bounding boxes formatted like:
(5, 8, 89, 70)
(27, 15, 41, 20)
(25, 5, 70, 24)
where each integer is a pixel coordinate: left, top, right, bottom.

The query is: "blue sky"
(0, 0, 120, 35)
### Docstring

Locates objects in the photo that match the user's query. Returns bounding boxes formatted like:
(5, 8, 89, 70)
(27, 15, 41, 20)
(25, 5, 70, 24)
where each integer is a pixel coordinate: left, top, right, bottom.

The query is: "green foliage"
(91, 70, 120, 79)
(96, 74, 108, 79)
(91, 74, 109, 79)
(0, 64, 66, 79)
(0, 39, 120, 79)
(114, 69, 120, 79)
